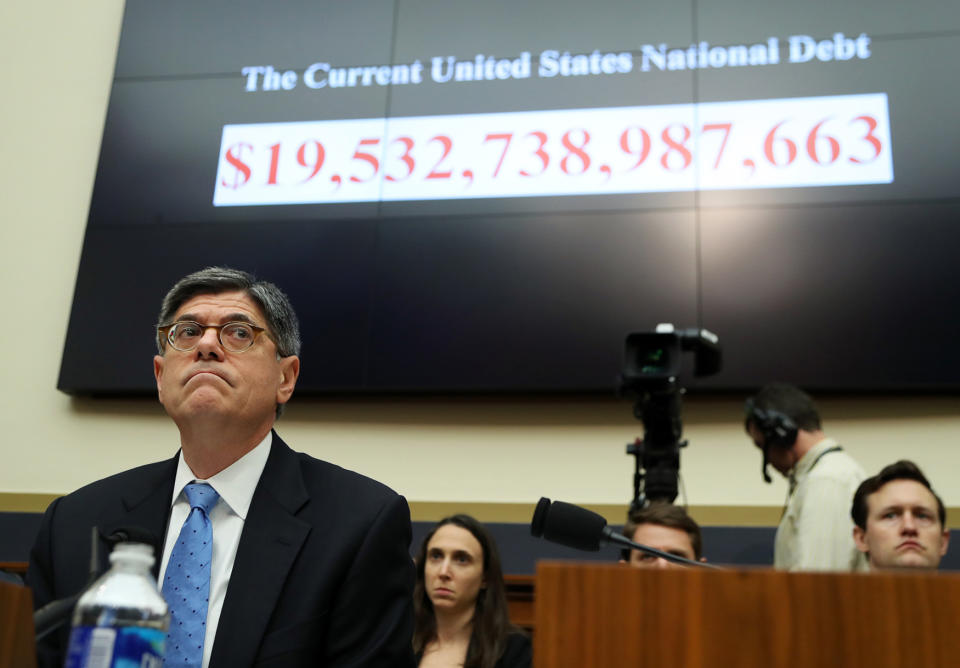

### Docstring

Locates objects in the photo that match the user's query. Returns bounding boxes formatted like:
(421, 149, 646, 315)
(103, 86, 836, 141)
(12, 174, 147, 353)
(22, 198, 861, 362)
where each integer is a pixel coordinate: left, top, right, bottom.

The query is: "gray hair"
(156, 267, 301, 416)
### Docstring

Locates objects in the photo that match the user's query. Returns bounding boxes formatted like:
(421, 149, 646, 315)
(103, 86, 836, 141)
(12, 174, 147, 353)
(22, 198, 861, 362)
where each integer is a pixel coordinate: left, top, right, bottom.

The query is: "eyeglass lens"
(168, 322, 256, 352)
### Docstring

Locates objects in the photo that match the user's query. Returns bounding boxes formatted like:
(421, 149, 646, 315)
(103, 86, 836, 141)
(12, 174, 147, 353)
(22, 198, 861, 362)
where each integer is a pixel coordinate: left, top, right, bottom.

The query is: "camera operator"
(745, 383, 867, 572)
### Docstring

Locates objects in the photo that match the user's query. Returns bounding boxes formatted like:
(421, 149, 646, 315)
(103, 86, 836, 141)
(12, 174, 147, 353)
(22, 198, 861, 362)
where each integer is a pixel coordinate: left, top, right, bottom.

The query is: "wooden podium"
(0, 580, 37, 668)
(534, 562, 960, 668)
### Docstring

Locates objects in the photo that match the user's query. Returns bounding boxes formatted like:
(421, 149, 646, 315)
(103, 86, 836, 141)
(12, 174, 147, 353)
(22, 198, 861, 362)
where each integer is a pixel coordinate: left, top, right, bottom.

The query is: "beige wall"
(3, 1, 959, 522)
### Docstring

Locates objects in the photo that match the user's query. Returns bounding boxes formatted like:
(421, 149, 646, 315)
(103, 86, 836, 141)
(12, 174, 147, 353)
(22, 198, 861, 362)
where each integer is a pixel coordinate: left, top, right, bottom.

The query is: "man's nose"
(195, 327, 223, 358)
(652, 558, 671, 570)
(902, 513, 919, 533)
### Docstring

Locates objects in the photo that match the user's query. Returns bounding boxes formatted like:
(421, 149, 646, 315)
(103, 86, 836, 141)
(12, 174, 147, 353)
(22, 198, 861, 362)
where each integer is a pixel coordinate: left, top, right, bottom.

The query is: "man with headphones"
(745, 383, 868, 571)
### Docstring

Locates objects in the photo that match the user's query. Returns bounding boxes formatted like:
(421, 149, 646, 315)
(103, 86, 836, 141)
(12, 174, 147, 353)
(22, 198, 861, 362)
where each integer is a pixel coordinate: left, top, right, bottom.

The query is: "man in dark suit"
(28, 267, 416, 667)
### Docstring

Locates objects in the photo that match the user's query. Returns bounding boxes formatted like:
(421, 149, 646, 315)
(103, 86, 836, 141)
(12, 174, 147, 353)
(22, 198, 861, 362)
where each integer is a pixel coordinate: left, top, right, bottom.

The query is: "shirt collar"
(789, 437, 838, 485)
(170, 431, 272, 520)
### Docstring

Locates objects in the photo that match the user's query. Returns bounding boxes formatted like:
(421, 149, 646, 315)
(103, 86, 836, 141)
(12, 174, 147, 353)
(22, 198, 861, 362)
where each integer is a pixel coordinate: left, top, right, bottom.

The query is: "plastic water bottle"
(64, 542, 169, 668)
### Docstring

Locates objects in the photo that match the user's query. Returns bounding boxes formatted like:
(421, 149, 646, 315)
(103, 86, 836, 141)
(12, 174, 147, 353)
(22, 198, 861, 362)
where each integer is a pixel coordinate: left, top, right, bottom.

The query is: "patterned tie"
(162, 482, 219, 666)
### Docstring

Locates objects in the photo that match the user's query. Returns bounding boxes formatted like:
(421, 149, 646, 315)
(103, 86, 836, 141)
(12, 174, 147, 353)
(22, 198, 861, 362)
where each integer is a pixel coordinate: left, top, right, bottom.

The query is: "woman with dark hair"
(413, 514, 531, 668)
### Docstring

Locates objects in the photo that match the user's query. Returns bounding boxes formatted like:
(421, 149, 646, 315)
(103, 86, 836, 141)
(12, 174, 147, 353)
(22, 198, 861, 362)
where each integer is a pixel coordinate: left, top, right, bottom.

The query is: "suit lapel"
(98, 456, 178, 579)
(210, 433, 311, 668)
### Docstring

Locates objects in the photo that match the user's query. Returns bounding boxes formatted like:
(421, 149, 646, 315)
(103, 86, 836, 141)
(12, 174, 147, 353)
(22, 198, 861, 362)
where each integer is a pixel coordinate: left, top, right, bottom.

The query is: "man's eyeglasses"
(157, 321, 271, 353)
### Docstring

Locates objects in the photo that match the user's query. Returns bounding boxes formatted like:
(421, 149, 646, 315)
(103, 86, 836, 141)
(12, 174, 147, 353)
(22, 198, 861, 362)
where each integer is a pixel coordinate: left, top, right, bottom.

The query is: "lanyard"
(809, 445, 844, 472)
(785, 445, 844, 506)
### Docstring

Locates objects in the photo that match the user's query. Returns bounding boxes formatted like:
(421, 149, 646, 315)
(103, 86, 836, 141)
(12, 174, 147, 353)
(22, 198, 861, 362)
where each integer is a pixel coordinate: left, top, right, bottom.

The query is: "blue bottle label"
(65, 626, 165, 668)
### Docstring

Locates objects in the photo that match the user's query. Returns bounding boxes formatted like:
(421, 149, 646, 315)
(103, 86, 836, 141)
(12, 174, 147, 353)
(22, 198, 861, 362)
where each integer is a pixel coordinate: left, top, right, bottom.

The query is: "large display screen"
(59, 0, 960, 394)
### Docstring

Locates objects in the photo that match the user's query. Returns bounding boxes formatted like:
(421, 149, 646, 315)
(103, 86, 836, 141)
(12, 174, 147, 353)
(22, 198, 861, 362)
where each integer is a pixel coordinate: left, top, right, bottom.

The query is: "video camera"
(620, 324, 721, 510)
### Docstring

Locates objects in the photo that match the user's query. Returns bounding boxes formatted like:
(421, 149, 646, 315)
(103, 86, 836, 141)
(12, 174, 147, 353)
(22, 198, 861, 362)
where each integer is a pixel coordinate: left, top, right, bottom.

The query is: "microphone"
(34, 526, 159, 641)
(762, 454, 773, 484)
(530, 497, 551, 541)
(531, 499, 608, 551)
(105, 526, 160, 549)
(33, 595, 83, 643)
(530, 497, 718, 569)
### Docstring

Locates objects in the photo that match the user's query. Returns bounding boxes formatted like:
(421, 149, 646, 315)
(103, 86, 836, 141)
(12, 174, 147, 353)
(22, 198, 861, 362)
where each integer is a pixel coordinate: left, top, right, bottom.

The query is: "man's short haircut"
(156, 266, 301, 357)
(621, 502, 703, 560)
(744, 382, 822, 434)
(851, 459, 946, 530)
(156, 267, 301, 417)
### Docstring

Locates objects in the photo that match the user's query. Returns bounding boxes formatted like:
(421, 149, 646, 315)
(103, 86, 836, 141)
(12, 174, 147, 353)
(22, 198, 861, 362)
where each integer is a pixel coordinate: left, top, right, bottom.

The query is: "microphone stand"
(34, 527, 101, 641)
(34, 525, 159, 641)
(601, 525, 721, 569)
(532, 498, 720, 569)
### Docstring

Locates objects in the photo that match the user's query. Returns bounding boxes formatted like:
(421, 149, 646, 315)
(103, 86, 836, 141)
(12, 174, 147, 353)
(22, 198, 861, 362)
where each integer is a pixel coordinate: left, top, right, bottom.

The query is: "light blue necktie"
(162, 482, 219, 666)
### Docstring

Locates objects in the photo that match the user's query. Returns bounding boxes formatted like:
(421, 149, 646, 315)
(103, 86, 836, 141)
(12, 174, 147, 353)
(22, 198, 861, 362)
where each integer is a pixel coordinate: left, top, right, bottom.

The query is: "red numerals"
(484, 133, 513, 177)
(765, 117, 883, 169)
(660, 125, 692, 171)
(350, 138, 380, 183)
(221, 110, 885, 193)
(702, 123, 731, 169)
(386, 137, 415, 182)
(427, 135, 453, 180)
(619, 127, 651, 170)
(520, 131, 549, 177)
(560, 130, 591, 175)
(806, 120, 840, 165)
(295, 141, 325, 183)
(266, 143, 281, 185)
(764, 121, 798, 167)
(849, 115, 882, 164)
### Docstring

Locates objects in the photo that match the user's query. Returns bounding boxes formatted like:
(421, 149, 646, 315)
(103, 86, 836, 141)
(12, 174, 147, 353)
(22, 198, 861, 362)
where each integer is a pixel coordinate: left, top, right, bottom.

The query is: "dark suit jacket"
(414, 631, 531, 668)
(27, 432, 416, 668)
(496, 632, 532, 668)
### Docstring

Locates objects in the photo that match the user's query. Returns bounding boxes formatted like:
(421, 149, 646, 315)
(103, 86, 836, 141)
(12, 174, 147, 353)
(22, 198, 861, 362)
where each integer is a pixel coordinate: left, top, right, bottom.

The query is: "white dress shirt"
(158, 431, 272, 668)
(774, 437, 869, 572)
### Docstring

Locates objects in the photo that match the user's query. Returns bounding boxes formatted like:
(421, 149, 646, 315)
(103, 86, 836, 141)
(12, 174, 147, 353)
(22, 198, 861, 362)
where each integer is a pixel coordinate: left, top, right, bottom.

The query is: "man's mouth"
(186, 369, 230, 386)
(897, 540, 923, 551)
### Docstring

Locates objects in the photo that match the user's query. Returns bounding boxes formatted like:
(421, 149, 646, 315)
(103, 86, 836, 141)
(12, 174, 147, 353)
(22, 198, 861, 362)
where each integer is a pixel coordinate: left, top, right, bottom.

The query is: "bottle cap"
(109, 541, 156, 568)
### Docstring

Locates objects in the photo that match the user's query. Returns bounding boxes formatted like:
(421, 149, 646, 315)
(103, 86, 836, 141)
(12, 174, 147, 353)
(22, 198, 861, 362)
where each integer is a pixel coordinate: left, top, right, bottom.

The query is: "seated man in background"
(620, 502, 705, 568)
(851, 460, 950, 570)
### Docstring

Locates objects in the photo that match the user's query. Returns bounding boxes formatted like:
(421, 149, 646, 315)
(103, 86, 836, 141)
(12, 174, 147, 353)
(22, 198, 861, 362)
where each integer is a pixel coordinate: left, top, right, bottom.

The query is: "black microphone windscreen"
(34, 594, 82, 641)
(530, 497, 551, 537)
(107, 526, 160, 551)
(541, 501, 607, 552)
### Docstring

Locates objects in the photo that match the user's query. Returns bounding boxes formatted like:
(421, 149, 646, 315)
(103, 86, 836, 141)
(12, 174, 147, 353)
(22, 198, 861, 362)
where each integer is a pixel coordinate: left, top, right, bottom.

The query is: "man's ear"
(276, 355, 300, 405)
(939, 529, 950, 557)
(853, 526, 870, 554)
(154, 355, 165, 403)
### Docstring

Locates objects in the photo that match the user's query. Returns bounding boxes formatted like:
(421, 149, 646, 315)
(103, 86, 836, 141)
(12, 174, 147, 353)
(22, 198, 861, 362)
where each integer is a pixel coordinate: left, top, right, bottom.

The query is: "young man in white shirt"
(851, 460, 949, 570)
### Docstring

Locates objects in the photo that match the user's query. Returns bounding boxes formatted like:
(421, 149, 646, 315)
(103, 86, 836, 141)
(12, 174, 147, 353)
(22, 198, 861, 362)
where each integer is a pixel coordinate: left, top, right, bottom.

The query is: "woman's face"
(424, 524, 486, 614)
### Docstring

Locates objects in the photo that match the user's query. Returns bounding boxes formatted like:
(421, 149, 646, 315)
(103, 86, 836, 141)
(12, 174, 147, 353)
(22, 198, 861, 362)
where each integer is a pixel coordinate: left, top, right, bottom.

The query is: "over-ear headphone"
(744, 397, 798, 449)
(745, 397, 799, 484)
